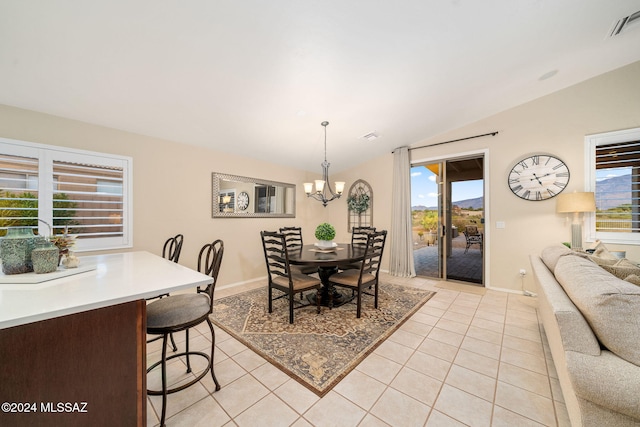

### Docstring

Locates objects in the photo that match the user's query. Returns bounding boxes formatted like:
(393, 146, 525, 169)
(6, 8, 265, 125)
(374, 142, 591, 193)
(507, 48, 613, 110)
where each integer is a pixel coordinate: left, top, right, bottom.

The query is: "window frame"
(585, 127, 640, 245)
(0, 137, 133, 252)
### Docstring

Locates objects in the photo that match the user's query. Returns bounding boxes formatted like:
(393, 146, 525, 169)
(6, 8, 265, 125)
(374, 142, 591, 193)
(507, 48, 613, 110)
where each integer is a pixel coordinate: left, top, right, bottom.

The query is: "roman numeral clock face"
(508, 155, 570, 201)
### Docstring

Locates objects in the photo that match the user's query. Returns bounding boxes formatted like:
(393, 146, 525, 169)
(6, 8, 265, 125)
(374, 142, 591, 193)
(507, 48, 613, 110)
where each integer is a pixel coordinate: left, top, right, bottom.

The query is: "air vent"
(609, 10, 640, 37)
(360, 132, 379, 141)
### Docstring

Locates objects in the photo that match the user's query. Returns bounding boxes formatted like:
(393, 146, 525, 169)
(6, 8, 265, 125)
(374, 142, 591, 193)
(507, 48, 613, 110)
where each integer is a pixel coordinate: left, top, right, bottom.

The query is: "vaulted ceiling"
(1, 1, 640, 172)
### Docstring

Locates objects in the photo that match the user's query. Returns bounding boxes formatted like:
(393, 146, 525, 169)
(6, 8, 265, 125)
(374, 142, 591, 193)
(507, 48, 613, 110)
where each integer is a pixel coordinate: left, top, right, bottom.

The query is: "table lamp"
(556, 192, 596, 251)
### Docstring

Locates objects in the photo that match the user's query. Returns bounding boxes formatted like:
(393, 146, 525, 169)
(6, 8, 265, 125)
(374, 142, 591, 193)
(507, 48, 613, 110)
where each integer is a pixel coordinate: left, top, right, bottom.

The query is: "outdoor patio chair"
(463, 225, 483, 253)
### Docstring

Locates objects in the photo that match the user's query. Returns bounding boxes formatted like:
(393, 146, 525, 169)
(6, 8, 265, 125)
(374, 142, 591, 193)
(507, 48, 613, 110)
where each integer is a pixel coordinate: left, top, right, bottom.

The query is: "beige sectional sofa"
(530, 245, 640, 426)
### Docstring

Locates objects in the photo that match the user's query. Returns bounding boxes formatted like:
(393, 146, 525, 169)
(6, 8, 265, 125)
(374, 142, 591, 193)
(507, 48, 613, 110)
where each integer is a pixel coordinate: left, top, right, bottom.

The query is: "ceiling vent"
(360, 132, 379, 141)
(609, 10, 640, 38)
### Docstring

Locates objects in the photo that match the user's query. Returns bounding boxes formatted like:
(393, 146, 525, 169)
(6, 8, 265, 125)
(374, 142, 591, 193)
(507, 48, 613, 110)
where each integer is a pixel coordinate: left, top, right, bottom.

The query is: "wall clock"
(508, 154, 570, 201)
(236, 191, 249, 211)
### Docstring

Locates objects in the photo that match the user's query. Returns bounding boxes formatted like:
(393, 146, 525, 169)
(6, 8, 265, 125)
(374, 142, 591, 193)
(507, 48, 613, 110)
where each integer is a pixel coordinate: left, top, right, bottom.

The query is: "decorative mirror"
(212, 172, 296, 218)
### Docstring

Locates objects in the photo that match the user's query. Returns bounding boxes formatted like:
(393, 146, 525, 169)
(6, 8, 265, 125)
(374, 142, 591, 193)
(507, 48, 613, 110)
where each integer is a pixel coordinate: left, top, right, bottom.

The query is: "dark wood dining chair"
(279, 226, 318, 275)
(338, 226, 377, 271)
(329, 230, 387, 318)
(146, 240, 223, 427)
(261, 231, 321, 324)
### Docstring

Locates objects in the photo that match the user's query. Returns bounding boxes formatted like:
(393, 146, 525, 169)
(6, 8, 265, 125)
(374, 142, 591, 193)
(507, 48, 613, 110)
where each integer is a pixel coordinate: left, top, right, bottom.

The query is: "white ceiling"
(1, 1, 640, 173)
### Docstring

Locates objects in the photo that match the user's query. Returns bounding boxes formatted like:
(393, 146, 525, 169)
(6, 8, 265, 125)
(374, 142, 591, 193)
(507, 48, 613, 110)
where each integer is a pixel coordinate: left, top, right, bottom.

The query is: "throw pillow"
(624, 274, 640, 287)
(588, 255, 618, 267)
(592, 241, 619, 260)
(600, 258, 640, 280)
(615, 258, 639, 268)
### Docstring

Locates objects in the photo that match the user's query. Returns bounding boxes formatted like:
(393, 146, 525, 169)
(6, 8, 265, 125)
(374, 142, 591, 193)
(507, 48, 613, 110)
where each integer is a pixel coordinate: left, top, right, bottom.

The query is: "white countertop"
(0, 251, 213, 329)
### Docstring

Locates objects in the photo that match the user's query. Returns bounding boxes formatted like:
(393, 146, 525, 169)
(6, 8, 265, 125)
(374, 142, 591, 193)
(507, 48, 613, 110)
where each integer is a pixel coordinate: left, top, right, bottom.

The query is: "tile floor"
(146, 273, 571, 427)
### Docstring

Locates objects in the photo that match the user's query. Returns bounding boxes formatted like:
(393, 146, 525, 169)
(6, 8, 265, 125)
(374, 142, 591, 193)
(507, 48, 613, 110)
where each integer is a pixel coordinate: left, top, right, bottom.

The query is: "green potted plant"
(315, 223, 336, 248)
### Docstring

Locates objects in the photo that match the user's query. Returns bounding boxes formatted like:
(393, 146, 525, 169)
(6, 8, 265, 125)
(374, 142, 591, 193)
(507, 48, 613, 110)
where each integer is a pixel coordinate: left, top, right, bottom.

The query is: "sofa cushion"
(555, 255, 640, 367)
(531, 256, 601, 356)
(566, 350, 640, 420)
(541, 245, 573, 273)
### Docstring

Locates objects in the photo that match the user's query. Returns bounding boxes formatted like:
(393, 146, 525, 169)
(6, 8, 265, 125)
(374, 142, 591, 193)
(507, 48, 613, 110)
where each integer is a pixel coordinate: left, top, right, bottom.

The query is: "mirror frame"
(211, 172, 296, 218)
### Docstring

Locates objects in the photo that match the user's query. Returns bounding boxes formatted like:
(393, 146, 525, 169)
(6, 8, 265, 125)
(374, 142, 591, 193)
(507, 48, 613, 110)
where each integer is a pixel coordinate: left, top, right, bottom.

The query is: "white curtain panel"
(389, 146, 416, 277)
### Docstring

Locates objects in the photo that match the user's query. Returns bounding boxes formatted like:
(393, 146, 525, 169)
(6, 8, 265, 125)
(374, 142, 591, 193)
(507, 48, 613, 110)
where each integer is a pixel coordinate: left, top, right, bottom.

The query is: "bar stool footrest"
(147, 351, 211, 395)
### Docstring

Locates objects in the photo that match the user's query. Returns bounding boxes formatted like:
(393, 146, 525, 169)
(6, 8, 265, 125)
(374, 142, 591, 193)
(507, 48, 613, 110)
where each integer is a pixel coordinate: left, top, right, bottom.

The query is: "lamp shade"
(303, 182, 314, 194)
(556, 192, 596, 213)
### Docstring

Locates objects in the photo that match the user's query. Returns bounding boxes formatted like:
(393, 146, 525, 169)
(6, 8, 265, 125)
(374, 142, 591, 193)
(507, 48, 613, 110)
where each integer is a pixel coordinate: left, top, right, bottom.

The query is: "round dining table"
(286, 243, 366, 306)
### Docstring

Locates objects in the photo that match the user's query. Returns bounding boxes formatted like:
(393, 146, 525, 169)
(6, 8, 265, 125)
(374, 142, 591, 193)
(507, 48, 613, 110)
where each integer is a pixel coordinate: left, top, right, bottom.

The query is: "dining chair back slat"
(359, 230, 386, 283)
(279, 227, 304, 250)
(279, 226, 318, 275)
(262, 232, 292, 279)
(338, 226, 377, 271)
(351, 226, 376, 248)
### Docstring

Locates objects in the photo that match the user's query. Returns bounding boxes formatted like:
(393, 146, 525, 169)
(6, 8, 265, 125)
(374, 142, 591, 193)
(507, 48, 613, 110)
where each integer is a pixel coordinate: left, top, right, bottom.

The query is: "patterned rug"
(211, 282, 435, 396)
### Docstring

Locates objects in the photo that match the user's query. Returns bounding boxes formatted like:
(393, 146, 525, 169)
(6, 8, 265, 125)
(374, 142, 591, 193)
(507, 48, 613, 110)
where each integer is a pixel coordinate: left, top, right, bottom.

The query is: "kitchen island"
(0, 251, 213, 426)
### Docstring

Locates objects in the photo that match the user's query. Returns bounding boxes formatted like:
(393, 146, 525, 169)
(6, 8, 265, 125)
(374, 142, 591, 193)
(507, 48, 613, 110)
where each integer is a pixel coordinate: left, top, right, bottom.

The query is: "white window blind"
(0, 138, 133, 251)
(586, 127, 640, 245)
(52, 160, 124, 239)
(0, 154, 40, 227)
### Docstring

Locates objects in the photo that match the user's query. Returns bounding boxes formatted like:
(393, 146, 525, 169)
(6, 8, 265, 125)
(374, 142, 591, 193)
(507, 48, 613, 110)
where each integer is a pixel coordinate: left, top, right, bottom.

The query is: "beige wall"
(332, 60, 640, 292)
(1, 60, 639, 292)
(328, 153, 394, 267)
(0, 105, 331, 286)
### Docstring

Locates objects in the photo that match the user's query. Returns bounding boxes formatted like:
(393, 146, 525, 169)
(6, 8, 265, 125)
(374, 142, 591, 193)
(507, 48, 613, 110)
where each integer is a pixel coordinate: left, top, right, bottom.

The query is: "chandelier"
(303, 121, 345, 207)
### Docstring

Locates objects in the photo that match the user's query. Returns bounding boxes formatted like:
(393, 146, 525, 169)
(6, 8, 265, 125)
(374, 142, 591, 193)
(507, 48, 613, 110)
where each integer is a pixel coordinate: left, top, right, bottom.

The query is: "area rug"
(211, 283, 435, 396)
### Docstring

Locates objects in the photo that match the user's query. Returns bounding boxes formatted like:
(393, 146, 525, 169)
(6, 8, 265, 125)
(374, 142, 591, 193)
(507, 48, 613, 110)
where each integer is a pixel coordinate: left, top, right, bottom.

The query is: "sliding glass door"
(411, 155, 484, 285)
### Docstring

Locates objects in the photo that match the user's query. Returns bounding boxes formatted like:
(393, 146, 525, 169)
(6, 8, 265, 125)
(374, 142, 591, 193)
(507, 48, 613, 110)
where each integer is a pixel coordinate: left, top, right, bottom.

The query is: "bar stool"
(147, 233, 184, 352)
(146, 240, 223, 427)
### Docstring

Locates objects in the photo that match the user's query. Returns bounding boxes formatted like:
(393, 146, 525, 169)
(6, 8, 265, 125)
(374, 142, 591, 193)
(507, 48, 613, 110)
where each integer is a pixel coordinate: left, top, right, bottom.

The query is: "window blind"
(0, 153, 40, 231)
(0, 138, 132, 251)
(52, 160, 124, 239)
(594, 140, 640, 233)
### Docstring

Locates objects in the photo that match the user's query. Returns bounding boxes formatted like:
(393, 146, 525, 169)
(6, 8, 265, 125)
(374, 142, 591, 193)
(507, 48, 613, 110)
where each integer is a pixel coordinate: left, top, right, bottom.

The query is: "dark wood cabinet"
(0, 300, 146, 426)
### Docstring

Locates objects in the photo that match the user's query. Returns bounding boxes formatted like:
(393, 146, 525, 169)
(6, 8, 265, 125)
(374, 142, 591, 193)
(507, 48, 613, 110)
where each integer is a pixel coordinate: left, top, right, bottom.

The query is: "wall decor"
(212, 172, 296, 218)
(508, 154, 569, 201)
(347, 179, 373, 231)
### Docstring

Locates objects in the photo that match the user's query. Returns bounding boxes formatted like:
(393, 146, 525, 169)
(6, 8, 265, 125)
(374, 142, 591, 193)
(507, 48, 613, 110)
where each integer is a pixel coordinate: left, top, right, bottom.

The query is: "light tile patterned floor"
(146, 273, 571, 427)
